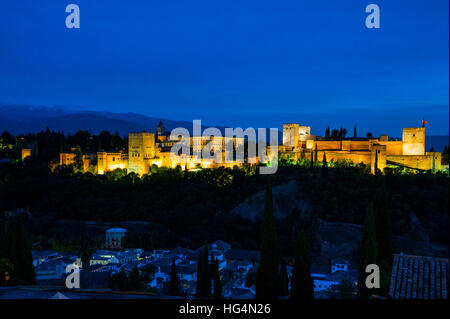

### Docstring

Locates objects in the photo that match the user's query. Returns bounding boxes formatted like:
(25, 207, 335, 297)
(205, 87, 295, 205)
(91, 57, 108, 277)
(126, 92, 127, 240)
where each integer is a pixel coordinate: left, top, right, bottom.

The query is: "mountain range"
(0, 104, 448, 151)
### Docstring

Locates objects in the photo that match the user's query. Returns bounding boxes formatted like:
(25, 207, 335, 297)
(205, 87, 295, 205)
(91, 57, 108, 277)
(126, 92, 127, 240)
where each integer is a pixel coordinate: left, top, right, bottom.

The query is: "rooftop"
(106, 227, 127, 233)
(224, 249, 260, 262)
(389, 254, 449, 299)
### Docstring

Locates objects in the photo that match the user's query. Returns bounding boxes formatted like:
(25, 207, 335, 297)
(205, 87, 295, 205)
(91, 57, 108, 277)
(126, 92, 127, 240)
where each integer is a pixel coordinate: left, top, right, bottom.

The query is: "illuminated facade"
(279, 123, 441, 173)
(21, 148, 31, 161)
(59, 126, 245, 175)
(58, 121, 442, 175)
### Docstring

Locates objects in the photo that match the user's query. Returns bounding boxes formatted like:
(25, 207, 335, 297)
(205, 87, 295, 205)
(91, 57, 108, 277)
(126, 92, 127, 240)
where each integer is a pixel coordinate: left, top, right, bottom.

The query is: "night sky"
(0, 0, 448, 136)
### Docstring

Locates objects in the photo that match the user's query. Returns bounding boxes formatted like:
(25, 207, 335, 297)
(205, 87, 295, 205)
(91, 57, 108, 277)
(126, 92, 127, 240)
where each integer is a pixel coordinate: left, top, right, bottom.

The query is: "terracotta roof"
(389, 254, 449, 299)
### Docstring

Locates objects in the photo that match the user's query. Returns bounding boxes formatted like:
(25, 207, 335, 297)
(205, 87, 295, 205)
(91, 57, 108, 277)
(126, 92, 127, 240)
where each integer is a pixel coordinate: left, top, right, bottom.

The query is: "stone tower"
(283, 123, 300, 148)
(402, 127, 425, 155)
(128, 132, 156, 174)
(157, 120, 165, 136)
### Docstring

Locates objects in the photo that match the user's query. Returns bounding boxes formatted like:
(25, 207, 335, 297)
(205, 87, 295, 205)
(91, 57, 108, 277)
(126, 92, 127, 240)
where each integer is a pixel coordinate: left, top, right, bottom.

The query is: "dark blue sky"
(0, 0, 448, 136)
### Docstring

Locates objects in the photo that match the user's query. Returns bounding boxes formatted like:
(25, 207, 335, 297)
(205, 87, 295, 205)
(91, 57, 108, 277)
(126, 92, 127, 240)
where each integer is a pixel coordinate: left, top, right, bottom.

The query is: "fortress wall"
(426, 152, 442, 171)
(60, 153, 75, 166)
(386, 154, 439, 171)
(317, 150, 371, 165)
(82, 154, 97, 172)
(378, 141, 403, 155)
(315, 141, 341, 151)
(349, 141, 371, 151)
(371, 145, 387, 173)
(97, 152, 126, 174)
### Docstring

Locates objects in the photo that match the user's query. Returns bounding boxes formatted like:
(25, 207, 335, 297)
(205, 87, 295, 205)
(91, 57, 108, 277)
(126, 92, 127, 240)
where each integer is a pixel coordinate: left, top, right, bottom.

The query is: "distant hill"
(0, 104, 446, 149)
(0, 104, 281, 141)
(0, 105, 203, 136)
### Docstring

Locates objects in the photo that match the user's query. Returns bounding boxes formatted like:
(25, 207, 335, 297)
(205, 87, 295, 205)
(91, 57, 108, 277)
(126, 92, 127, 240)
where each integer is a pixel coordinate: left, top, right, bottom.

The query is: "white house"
(105, 227, 127, 249)
(32, 251, 56, 266)
(35, 256, 77, 281)
(331, 258, 350, 273)
(89, 250, 120, 266)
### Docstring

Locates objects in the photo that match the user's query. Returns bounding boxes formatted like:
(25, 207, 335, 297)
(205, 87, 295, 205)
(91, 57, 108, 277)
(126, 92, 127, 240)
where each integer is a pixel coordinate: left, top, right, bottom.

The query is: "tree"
(353, 124, 357, 139)
(290, 232, 314, 300)
(79, 234, 95, 269)
(195, 243, 211, 298)
(325, 126, 330, 140)
(256, 184, 278, 299)
(0, 217, 35, 284)
(212, 258, 223, 299)
(366, 132, 373, 138)
(374, 179, 392, 296)
(74, 145, 83, 172)
(358, 202, 377, 299)
(314, 145, 318, 163)
(338, 278, 354, 299)
(195, 249, 204, 298)
(339, 127, 347, 139)
(374, 151, 378, 175)
(129, 267, 141, 291)
(0, 258, 14, 285)
(322, 152, 327, 178)
(169, 258, 179, 296)
(331, 129, 340, 140)
(278, 263, 289, 297)
(112, 268, 128, 291)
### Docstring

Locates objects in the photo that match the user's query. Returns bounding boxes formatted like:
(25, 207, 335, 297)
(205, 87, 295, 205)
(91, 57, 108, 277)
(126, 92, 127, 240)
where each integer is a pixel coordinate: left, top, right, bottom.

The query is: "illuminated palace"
(60, 121, 246, 175)
(278, 123, 441, 173)
(59, 121, 442, 175)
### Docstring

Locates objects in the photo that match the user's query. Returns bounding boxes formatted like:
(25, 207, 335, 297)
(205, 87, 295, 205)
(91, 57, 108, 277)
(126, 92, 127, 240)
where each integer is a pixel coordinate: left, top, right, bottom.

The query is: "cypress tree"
(358, 202, 377, 299)
(322, 152, 327, 178)
(195, 244, 211, 298)
(74, 145, 83, 172)
(195, 250, 203, 298)
(203, 244, 211, 298)
(16, 221, 35, 284)
(0, 218, 35, 284)
(374, 179, 392, 295)
(169, 258, 179, 296)
(374, 151, 378, 175)
(278, 263, 289, 297)
(290, 232, 314, 300)
(325, 126, 330, 140)
(314, 145, 318, 163)
(129, 267, 141, 291)
(353, 124, 357, 139)
(256, 184, 278, 299)
(212, 259, 223, 299)
(80, 234, 95, 269)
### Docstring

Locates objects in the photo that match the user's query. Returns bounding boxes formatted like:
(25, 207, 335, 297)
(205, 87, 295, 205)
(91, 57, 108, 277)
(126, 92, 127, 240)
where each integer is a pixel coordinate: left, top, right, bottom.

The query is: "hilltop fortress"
(59, 121, 441, 175)
(279, 124, 441, 173)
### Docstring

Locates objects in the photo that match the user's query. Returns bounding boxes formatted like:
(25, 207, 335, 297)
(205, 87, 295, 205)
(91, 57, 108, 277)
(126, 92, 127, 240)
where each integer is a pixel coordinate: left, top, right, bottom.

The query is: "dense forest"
(0, 129, 449, 258)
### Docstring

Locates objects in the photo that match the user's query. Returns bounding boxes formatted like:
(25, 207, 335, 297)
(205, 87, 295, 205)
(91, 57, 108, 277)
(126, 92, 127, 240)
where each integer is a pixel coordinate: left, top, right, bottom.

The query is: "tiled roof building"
(389, 254, 448, 299)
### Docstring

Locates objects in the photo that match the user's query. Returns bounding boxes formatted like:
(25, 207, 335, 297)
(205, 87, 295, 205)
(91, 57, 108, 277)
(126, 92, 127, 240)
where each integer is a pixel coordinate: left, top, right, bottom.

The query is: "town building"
(21, 148, 31, 161)
(105, 227, 127, 249)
